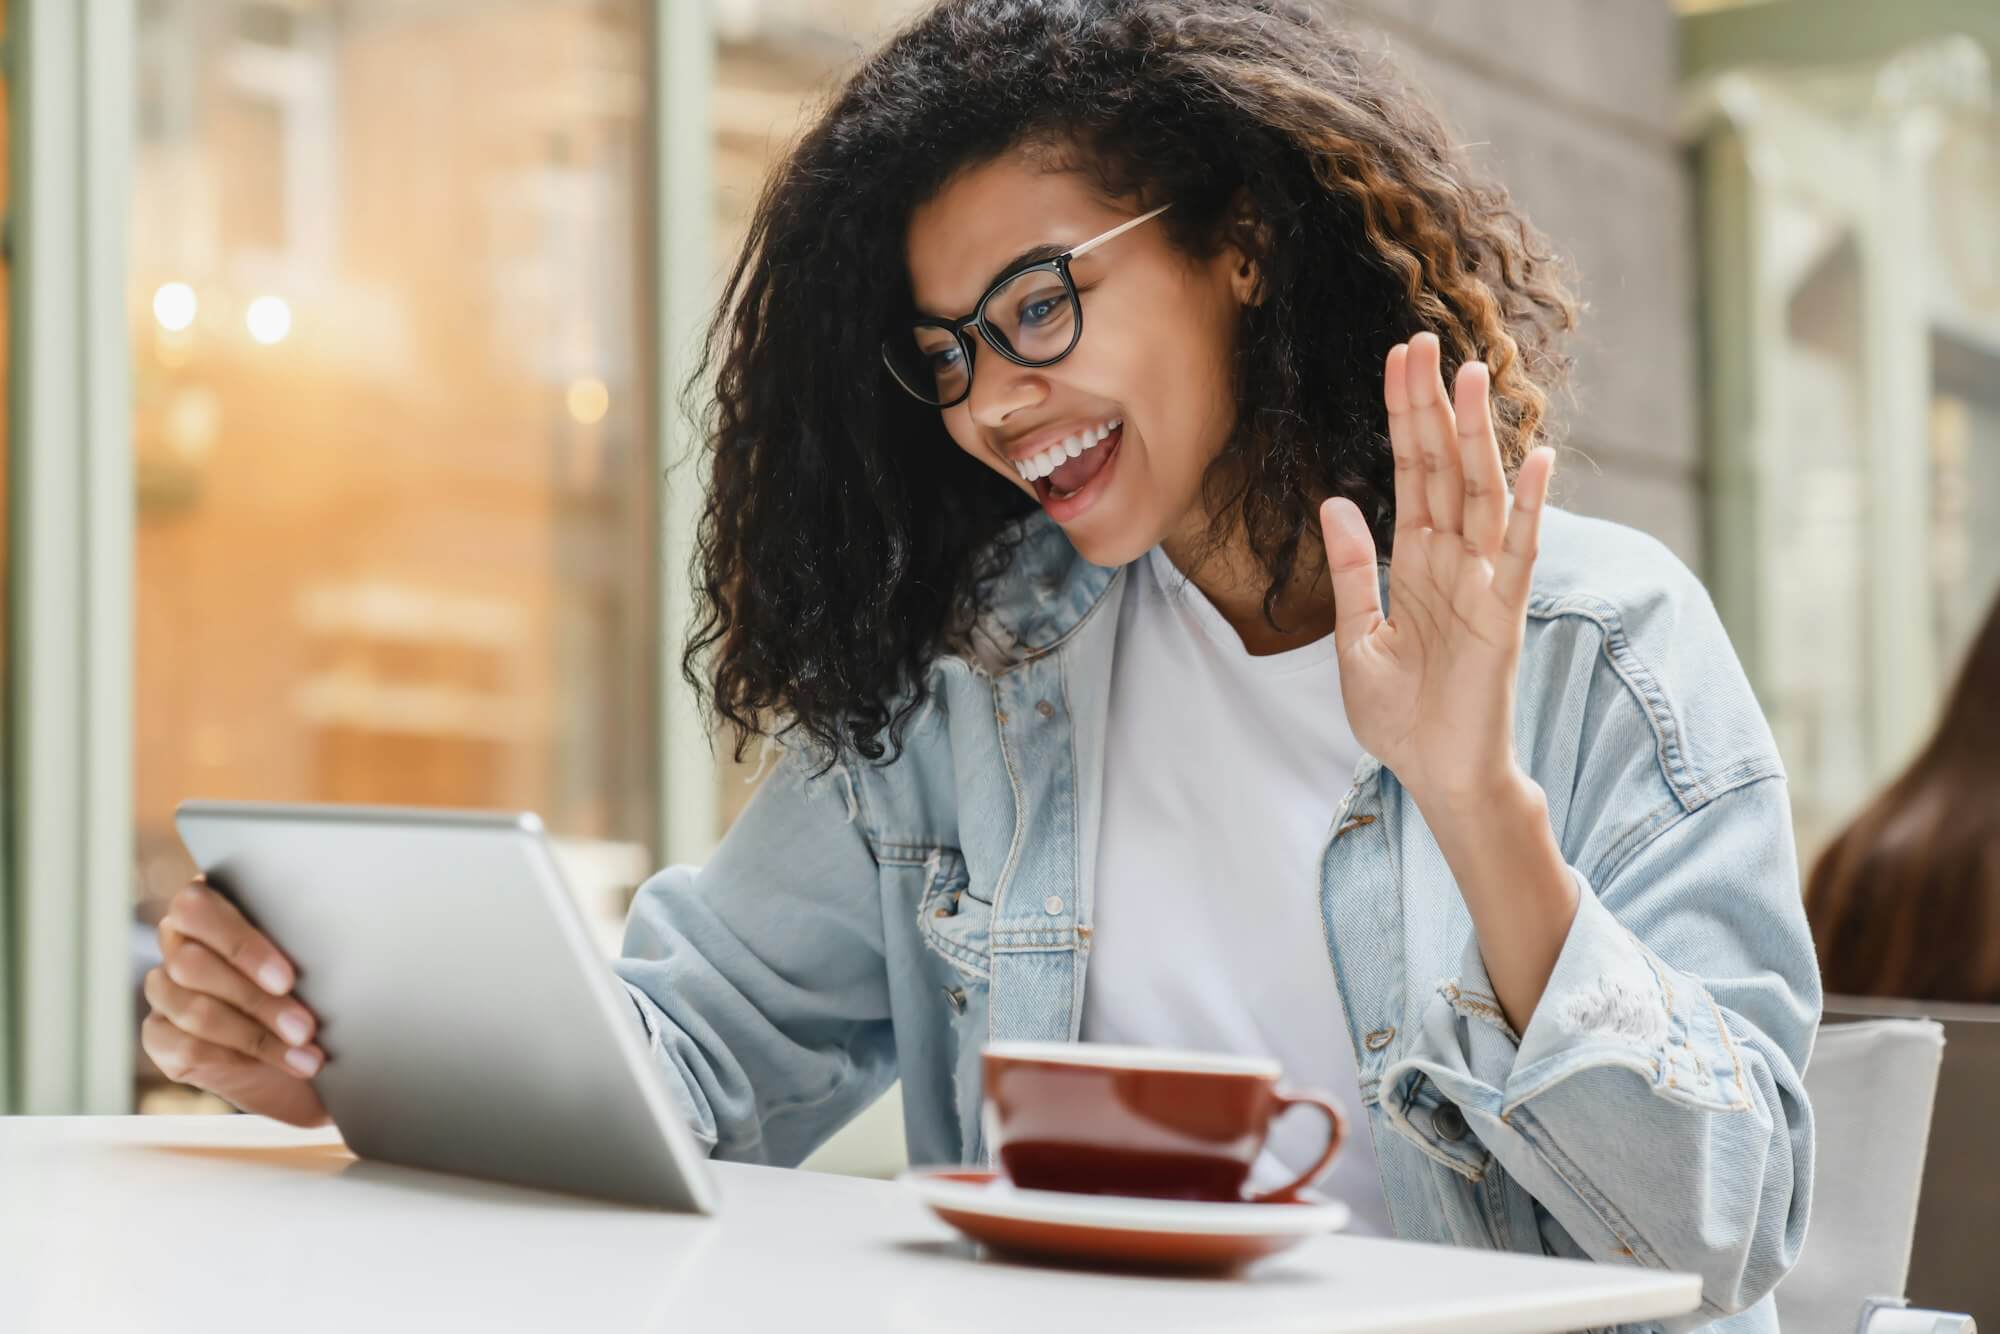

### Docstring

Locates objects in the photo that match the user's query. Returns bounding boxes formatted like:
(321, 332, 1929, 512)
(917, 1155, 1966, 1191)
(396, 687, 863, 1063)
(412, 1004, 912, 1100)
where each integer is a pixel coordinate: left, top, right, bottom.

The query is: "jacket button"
(1044, 895, 1064, 915)
(944, 985, 967, 1014)
(1431, 1102, 1469, 1142)
(1035, 699, 1055, 719)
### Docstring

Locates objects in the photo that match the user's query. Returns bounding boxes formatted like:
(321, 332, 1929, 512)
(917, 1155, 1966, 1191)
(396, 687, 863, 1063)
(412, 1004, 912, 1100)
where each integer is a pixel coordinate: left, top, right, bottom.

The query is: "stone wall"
(1342, 0, 1702, 568)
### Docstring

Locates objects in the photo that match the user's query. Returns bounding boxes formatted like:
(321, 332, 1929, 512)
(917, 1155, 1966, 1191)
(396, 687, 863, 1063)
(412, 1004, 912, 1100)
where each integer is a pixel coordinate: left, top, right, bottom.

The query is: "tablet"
(175, 800, 719, 1213)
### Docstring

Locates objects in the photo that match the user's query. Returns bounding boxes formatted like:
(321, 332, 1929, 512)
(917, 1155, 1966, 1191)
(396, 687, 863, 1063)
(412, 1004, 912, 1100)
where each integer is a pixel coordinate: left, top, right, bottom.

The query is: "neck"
(1158, 514, 1340, 657)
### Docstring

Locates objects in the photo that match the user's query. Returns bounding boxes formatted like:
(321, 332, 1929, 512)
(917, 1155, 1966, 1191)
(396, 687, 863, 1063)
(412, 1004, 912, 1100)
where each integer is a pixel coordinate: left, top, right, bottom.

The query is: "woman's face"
(904, 151, 1256, 568)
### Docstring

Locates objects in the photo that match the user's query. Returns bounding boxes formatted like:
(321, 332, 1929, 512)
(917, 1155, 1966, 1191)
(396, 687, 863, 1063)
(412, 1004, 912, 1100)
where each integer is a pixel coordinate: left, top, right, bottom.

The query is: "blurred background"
(0, 0, 1994, 1257)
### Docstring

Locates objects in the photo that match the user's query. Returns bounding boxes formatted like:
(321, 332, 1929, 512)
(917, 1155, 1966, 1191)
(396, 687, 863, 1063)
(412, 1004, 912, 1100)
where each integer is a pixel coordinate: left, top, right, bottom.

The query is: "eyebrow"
(917, 240, 1071, 321)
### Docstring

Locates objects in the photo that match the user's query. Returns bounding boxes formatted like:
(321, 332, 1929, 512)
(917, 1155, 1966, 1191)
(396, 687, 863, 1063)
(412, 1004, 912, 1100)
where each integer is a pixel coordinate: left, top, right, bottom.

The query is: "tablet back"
(176, 800, 718, 1213)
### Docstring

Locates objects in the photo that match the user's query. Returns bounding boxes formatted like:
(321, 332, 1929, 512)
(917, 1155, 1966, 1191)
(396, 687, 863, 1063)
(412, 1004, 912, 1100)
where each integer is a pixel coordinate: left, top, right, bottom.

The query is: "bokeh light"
(566, 376, 610, 424)
(152, 281, 197, 332)
(245, 295, 292, 345)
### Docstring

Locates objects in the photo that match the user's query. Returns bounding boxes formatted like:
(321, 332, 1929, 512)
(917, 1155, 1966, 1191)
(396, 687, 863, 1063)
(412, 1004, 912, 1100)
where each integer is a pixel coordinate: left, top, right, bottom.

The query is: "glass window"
(130, 0, 656, 1108)
(1769, 221, 1872, 856)
(1693, 45, 2000, 866)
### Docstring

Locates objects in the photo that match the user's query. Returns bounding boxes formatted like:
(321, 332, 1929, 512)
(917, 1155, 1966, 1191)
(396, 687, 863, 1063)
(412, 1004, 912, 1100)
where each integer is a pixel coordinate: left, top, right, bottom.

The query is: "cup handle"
(1245, 1087, 1347, 1205)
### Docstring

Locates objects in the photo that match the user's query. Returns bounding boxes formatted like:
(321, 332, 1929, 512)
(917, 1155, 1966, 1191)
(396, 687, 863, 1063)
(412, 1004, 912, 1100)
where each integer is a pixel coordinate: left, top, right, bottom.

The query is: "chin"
(1058, 517, 1159, 570)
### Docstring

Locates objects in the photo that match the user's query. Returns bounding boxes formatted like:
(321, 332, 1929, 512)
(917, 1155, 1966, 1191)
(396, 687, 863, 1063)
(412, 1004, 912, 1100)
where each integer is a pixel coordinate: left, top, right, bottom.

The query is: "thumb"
(1320, 497, 1384, 655)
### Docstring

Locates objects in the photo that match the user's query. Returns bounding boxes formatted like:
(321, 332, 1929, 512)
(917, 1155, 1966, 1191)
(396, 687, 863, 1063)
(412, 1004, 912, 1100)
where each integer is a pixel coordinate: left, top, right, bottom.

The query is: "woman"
(1807, 587, 2000, 1002)
(142, 2, 1818, 1327)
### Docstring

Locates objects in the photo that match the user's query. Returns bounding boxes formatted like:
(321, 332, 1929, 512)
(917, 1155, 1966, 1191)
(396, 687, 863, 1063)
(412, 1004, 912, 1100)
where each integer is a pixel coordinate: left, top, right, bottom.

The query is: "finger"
(164, 937, 317, 1048)
(1319, 497, 1385, 655)
(140, 1012, 297, 1087)
(142, 1011, 250, 1086)
(156, 876, 199, 954)
(1454, 361, 1507, 557)
(1493, 446, 1555, 607)
(144, 967, 324, 1076)
(168, 879, 296, 996)
(1383, 341, 1431, 532)
(1406, 332, 1463, 534)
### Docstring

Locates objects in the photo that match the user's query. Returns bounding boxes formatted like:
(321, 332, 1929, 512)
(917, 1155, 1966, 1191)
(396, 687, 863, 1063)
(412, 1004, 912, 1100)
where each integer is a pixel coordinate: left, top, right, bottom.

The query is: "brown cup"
(982, 1041, 1346, 1204)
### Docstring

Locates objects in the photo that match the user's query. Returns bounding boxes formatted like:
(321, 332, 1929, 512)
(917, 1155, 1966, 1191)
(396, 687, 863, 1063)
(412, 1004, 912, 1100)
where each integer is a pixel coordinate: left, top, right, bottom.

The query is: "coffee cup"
(981, 1041, 1345, 1203)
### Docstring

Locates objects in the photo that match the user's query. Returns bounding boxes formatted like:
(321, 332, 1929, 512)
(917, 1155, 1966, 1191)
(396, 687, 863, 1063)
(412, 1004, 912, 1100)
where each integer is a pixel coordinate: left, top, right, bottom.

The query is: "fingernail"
(276, 1010, 310, 1045)
(258, 961, 291, 995)
(285, 1047, 321, 1076)
(158, 915, 182, 935)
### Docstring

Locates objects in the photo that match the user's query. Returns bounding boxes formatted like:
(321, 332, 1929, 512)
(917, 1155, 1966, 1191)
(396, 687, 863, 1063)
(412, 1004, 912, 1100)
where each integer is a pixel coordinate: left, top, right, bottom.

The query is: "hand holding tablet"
(158, 801, 718, 1213)
(142, 876, 332, 1129)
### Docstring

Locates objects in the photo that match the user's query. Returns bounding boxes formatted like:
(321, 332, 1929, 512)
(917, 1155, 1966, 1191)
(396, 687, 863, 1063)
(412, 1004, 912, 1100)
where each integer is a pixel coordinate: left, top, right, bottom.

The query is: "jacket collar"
(968, 509, 1393, 674)
(955, 511, 1120, 675)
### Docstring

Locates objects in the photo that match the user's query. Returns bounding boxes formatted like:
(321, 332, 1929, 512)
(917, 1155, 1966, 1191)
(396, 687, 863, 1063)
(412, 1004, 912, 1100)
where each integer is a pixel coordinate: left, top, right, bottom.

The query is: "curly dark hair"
(686, 0, 1578, 767)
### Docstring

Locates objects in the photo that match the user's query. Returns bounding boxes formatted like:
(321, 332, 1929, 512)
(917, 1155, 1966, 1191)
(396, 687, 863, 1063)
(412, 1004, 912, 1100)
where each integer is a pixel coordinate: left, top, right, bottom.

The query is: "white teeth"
(1016, 418, 1121, 485)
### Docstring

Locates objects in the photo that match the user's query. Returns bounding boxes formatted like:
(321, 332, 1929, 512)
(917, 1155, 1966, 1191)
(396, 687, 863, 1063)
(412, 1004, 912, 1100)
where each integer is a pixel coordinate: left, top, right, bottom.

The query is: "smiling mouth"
(1013, 416, 1122, 499)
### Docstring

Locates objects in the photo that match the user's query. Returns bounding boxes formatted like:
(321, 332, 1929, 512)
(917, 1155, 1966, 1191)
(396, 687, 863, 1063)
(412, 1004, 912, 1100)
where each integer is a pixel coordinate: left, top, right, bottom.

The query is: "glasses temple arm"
(1067, 201, 1173, 260)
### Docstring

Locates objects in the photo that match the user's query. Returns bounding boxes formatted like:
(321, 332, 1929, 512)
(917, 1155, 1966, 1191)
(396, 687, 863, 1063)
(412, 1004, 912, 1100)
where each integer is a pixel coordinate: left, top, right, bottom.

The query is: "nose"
(965, 331, 1047, 430)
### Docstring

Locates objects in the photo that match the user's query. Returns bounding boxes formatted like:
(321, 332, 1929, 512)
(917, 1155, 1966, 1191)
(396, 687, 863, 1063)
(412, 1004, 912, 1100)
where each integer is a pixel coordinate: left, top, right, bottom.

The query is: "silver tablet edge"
(513, 830, 724, 1215)
(172, 799, 723, 1215)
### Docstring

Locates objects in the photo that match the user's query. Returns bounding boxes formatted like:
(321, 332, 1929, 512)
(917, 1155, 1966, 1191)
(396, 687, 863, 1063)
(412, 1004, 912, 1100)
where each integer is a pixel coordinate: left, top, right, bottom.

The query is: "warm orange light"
(153, 281, 198, 332)
(246, 295, 292, 345)
(566, 376, 610, 424)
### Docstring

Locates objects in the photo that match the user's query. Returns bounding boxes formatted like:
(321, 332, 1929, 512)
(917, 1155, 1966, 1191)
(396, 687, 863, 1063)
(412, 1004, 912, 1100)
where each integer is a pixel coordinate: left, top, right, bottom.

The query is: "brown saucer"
(901, 1168, 1351, 1273)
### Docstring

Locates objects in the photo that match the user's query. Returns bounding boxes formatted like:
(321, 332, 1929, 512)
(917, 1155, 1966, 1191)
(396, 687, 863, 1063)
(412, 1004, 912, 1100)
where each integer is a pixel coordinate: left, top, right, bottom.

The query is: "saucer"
(900, 1168, 1350, 1272)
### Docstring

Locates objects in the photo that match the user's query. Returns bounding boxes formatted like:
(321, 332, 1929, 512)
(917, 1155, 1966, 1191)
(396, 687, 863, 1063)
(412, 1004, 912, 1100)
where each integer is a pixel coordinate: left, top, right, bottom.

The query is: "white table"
(0, 1116, 1701, 1333)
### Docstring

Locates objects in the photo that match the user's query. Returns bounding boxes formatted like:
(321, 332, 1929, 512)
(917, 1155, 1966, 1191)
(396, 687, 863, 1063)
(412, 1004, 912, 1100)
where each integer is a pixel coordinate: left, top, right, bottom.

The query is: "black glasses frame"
(881, 202, 1173, 409)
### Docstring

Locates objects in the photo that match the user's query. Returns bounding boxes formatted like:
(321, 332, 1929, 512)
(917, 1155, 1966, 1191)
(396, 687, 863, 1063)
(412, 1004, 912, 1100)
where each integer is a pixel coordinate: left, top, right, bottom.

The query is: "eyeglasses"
(881, 203, 1173, 408)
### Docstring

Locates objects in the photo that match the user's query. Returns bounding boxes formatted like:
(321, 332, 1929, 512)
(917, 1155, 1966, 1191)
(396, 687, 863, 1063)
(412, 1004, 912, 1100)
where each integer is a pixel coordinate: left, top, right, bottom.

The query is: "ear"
(1229, 251, 1263, 306)
(1223, 198, 1269, 308)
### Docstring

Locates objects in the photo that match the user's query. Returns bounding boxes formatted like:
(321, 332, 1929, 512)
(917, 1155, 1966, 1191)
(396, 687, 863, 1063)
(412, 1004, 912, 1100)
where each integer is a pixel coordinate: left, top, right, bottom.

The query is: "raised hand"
(1317, 331, 1555, 808)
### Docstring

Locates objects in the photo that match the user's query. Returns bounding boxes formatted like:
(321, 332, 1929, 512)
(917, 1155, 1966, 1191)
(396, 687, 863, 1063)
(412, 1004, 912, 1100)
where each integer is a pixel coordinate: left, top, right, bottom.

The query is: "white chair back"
(1777, 1018, 1946, 1331)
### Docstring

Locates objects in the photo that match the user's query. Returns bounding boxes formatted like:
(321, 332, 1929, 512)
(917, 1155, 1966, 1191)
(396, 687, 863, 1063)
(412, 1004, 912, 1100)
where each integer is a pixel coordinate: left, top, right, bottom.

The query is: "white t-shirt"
(1079, 544, 1393, 1236)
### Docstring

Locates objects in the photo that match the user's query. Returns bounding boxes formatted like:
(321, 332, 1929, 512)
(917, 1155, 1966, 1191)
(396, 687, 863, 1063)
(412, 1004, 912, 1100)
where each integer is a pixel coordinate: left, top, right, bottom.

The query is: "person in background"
(1806, 588, 2000, 1003)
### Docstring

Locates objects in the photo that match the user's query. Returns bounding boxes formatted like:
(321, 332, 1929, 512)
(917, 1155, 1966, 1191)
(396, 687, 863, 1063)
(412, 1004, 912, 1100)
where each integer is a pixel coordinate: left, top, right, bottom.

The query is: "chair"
(1828, 996, 2000, 1322)
(1777, 1015, 1978, 1332)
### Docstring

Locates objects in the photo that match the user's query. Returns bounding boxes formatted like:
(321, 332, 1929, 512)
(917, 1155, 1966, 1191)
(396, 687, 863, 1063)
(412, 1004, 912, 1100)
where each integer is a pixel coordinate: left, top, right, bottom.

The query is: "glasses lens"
(884, 322, 969, 406)
(982, 267, 1078, 364)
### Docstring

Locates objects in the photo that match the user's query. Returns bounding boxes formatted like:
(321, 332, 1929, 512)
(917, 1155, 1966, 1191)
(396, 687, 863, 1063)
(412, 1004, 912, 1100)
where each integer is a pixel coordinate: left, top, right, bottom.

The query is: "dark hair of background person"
(1805, 589, 2000, 1002)
(683, 0, 1579, 766)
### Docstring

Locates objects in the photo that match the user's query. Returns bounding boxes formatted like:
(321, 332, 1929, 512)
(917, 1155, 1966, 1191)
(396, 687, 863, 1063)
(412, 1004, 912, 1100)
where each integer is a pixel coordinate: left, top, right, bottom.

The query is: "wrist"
(1413, 765, 1544, 827)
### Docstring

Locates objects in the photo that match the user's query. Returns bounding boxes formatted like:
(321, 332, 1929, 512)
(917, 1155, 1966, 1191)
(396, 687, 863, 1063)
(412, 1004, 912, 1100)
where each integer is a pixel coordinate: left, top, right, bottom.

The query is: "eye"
(1006, 282, 1069, 326)
(926, 343, 963, 372)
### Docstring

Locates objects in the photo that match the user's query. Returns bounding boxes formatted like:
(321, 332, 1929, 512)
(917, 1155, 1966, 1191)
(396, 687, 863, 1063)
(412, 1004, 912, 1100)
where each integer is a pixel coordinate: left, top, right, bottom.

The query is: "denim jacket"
(616, 505, 1819, 1334)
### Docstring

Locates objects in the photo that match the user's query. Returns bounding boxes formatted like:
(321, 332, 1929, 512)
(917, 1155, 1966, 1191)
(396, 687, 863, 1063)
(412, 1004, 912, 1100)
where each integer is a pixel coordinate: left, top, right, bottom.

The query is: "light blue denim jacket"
(616, 505, 1819, 1334)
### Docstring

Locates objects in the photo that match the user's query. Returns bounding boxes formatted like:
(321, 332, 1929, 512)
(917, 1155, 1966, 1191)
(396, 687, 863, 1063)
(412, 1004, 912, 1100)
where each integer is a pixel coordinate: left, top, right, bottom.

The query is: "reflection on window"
(1694, 40, 2000, 865)
(131, 0, 656, 1107)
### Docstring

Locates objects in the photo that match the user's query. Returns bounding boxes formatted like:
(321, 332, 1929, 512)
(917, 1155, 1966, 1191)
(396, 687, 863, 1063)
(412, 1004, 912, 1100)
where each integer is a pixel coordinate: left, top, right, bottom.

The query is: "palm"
(1320, 333, 1554, 805)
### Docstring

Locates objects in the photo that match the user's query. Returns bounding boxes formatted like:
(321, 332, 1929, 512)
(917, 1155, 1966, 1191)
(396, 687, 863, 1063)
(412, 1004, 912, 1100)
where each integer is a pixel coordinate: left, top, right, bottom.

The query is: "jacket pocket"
(917, 846, 991, 982)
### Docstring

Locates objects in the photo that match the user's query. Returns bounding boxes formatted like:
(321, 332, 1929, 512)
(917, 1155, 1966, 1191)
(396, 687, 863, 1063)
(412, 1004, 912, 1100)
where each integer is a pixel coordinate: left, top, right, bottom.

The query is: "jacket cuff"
(1382, 863, 1754, 1173)
(621, 979, 723, 1156)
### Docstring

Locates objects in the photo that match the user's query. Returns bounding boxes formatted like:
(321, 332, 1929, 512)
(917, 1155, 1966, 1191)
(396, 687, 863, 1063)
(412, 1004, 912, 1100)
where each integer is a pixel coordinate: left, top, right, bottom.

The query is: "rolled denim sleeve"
(1380, 773, 1819, 1329)
(614, 747, 897, 1167)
